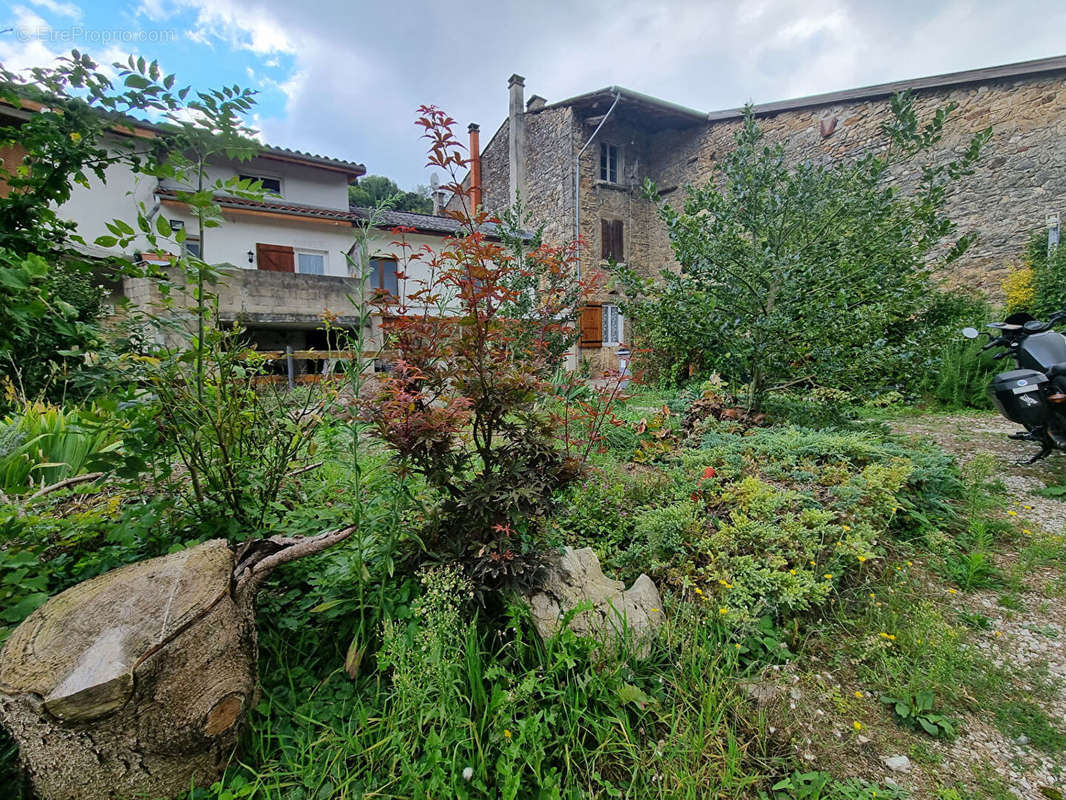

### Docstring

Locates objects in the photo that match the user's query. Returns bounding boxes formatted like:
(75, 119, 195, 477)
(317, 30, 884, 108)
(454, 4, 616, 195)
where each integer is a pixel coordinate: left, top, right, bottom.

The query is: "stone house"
(467, 56, 1066, 373)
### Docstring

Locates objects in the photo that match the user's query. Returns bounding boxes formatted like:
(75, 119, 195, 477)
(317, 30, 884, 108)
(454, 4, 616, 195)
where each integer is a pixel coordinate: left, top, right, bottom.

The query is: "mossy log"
(0, 527, 354, 800)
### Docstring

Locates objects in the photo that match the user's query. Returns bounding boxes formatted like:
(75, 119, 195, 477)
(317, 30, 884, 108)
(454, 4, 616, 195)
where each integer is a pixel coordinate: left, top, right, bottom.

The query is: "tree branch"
(24, 472, 105, 504)
(233, 525, 358, 602)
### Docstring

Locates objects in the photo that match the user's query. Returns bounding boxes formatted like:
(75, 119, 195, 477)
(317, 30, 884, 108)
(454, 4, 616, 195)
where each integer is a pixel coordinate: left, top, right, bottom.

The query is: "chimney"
(507, 73, 526, 206)
(468, 123, 482, 212)
(526, 94, 546, 111)
(430, 173, 442, 215)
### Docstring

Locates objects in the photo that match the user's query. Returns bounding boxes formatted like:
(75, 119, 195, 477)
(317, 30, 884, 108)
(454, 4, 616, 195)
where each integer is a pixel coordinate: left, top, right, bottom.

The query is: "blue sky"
(3, 0, 1066, 191)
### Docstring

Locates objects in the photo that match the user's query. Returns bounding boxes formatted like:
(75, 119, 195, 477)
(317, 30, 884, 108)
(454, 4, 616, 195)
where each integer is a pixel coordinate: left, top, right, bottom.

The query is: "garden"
(2, 52, 1066, 800)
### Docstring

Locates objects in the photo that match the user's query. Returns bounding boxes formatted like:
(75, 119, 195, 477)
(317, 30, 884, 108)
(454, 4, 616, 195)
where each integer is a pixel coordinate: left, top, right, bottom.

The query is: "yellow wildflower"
(854, 690, 863, 698)
(504, 729, 512, 739)
(694, 587, 703, 595)
(858, 555, 867, 563)
(1008, 510, 1017, 516)
(842, 525, 851, 532)
(719, 607, 729, 615)
(948, 588, 957, 594)
(824, 573, 833, 580)
(853, 721, 862, 730)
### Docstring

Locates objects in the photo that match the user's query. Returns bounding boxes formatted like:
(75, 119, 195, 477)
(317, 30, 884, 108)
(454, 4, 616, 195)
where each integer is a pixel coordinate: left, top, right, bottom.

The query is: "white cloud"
(7, 0, 1066, 189)
(25, 0, 82, 19)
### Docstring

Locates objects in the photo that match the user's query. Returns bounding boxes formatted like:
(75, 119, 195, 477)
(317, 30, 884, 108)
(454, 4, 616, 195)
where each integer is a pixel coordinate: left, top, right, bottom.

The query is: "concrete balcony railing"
(122, 266, 366, 329)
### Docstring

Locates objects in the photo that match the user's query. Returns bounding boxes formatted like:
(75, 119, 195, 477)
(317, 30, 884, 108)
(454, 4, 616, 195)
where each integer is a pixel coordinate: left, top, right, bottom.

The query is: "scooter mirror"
(961, 327, 980, 339)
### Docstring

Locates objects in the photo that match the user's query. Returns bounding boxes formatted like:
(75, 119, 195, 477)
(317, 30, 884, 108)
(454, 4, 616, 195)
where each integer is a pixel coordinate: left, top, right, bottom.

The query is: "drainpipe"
(573, 89, 621, 277)
(468, 123, 482, 212)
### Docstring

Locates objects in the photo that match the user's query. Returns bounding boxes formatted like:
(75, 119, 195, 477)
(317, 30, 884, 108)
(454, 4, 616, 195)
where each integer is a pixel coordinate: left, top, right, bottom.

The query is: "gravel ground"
(892, 412, 1066, 797)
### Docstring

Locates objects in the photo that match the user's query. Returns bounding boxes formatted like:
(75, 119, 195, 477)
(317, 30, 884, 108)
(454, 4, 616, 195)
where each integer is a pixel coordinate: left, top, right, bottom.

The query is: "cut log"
(0, 540, 256, 799)
(0, 526, 356, 800)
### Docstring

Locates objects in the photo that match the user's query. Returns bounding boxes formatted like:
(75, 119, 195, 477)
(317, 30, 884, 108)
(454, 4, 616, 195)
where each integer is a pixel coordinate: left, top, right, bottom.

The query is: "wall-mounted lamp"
(247, 250, 255, 264)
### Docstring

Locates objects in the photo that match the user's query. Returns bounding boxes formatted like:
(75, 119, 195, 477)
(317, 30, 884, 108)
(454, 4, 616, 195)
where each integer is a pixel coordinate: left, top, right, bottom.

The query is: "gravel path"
(892, 412, 1066, 797)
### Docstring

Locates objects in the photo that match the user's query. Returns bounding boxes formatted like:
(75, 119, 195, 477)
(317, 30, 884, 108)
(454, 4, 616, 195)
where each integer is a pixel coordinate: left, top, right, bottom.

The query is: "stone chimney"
(468, 123, 482, 212)
(507, 74, 526, 206)
(526, 94, 546, 111)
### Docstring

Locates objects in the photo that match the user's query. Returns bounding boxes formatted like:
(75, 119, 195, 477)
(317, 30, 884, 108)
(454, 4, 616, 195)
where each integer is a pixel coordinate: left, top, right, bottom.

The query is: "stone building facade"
(469, 57, 1066, 372)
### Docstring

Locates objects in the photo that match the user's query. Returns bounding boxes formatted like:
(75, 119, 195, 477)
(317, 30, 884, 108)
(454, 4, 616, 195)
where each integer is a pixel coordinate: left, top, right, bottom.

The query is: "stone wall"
(642, 71, 1066, 295)
(484, 68, 1066, 302)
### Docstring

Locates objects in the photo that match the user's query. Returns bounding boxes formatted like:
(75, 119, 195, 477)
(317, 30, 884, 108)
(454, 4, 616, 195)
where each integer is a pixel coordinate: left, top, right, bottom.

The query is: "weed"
(879, 690, 957, 738)
(994, 700, 1066, 753)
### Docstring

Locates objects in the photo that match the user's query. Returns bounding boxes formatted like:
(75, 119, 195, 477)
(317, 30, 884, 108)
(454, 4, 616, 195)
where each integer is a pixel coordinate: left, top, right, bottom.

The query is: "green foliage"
(0, 250, 110, 406)
(148, 327, 322, 537)
(879, 690, 956, 738)
(348, 174, 433, 213)
(189, 592, 769, 800)
(924, 337, 997, 409)
(0, 402, 122, 492)
(993, 699, 1066, 753)
(622, 500, 698, 570)
(1024, 233, 1066, 319)
(615, 93, 991, 406)
(766, 771, 906, 800)
(761, 388, 860, 428)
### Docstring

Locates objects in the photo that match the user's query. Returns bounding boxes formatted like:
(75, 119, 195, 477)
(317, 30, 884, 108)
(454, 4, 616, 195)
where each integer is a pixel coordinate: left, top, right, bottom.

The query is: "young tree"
(361, 106, 602, 595)
(616, 93, 991, 408)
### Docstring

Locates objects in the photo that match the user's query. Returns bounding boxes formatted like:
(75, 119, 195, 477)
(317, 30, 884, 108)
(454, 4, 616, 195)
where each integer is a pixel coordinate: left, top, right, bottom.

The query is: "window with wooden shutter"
(601, 219, 624, 262)
(579, 304, 602, 348)
(256, 243, 295, 272)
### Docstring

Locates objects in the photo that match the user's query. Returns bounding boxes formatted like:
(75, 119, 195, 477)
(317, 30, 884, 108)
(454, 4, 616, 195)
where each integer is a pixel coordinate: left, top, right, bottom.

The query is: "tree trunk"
(0, 528, 355, 800)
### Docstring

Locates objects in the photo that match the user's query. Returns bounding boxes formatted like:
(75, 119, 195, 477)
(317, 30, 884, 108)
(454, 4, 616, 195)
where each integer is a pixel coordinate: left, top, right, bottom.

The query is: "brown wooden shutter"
(256, 243, 294, 272)
(579, 304, 602, 348)
(601, 219, 624, 262)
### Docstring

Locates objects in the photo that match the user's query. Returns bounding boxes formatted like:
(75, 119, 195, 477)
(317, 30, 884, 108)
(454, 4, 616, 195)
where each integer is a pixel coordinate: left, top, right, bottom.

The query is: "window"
(599, 143, 619, 183)
(602, 304, 623, 347)
(239, 174, 282, 196)
(369, 257, 399, 297)
(169, 219, 201, 258)
(601, 218, 624, 262)
(578, 305, 602, 349)
(256, 243, 294, 272)
(297, 249, 326, 275)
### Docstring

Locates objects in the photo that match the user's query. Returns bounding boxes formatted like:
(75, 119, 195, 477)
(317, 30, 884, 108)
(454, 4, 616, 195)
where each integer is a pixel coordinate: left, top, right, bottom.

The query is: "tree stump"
(0, 527, 355, 800)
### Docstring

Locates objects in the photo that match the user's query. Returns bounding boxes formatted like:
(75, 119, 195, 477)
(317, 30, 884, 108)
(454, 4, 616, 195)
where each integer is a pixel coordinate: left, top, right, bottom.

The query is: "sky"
(2, 0, 1066, 190)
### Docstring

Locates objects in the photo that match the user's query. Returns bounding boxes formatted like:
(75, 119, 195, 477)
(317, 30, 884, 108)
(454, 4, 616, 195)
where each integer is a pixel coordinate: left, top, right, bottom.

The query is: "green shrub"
(622, 500, 698, 570)
(1026, 233, 1066, 319)
(923, 337, 996, 409)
